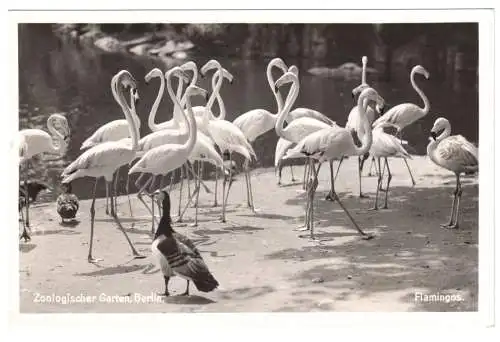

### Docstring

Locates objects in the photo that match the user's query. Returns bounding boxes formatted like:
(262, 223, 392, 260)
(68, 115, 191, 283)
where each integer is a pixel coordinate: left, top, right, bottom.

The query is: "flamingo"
(274, 64, 337, 185)
(368, 122, 412, 210)
(275, 138, 298, 185)
(80, 75, 140, 215)
(196, 60, 257, 222)
(284, 86, 384, 242)
(372, 65, 430, 137)
(350, 61, 417, 188)
(61, 70, 145, 263)
(274, 71, 342, 203)
(427, 117, 478, 229)
(128, 84, 209, 209)
(18, 113, 70, 241)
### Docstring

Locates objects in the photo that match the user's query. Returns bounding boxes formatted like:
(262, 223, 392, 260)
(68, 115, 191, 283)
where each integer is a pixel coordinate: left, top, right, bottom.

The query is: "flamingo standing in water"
(61, 70, 145, 263)
(18, 113, 70, 241)
(284, 86, 384, 242)
(427, 117, 478, 229)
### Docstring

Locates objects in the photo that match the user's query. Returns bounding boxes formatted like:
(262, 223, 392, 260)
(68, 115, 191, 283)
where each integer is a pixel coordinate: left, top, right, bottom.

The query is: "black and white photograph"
(6, 6, 496, 332)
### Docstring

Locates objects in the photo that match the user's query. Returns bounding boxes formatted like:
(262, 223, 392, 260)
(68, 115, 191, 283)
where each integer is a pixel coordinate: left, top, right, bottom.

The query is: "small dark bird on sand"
(151, 190, 219, 296)
(57, 182, 79, 223)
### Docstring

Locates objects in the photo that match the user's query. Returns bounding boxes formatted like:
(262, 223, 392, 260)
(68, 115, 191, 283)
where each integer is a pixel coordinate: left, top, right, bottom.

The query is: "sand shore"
(19, 156, 478, 312)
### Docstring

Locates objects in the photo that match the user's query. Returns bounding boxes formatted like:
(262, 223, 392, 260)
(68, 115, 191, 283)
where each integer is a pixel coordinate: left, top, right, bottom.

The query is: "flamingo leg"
(441, 174, 461, 229)
(113, 169, 120, 213)
(295, 158, 313, 231)
(20, 169, 31, 242)
(302, 159, 309, 190)
(220, 152, 233, 223)
(403, 158, 416, 187)
(189, 164, 202, 227)
(105, 176, 110, 216)
(382, 157, 392, 209)
(109, 181, 145, 259)
(176, 166, 185, 221)
(369, 158, 382, 211)
(244, 159, 256, 212)
(137, 176, 158, 226)
(213, 166, 219, 207)
(358, 153, 370, 198)
(87, 179, 101, 263)
(277, 161, 283, 186)
(331, 189, 373, 239)
(290, 164, 296, 182)
(299, 162, 322, 242)
(449, 176, 463, 229)
(125, 173, 133, 217)
(325, 160, 337, 201)
(367, 156, 376, 176)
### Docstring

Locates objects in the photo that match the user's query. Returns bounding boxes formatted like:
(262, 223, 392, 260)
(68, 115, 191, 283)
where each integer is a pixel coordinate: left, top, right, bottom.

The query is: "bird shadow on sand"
(163, 294, 216, 305)
(74, 263, 154, 277)
(31, 229, 81, 236)
(19, 243, 37, 253)
(235, 212, 296, 221)
(59, 220, 81, 227)
(218, 285, 275, 301)
(94, 217, 150, 224)
(264, 182, 478, 312)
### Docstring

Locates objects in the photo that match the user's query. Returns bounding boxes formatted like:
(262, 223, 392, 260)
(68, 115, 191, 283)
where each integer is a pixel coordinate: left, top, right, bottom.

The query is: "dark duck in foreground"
(56, 182, 79, 223)
(152, 190, 219, 296)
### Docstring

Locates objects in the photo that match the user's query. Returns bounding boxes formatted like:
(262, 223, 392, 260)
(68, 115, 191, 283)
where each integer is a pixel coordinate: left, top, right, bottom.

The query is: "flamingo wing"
(437, 135, 478, 171)
(80, 119, 130, 149)
(233, 109, 276, 142)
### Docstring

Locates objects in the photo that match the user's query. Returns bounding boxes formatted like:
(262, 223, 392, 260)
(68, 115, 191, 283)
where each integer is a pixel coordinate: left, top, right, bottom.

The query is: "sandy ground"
(19, 156, 478, 313)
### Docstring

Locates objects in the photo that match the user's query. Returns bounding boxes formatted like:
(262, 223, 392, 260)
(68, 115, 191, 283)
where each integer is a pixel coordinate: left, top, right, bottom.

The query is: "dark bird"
(152, 190, 219, 296)
(56, 182, 79, 223)
(19, 180, 50, 242)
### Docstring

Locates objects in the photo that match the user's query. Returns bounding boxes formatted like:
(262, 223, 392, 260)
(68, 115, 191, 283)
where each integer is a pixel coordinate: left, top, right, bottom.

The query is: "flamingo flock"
(18, 56, 478, 296)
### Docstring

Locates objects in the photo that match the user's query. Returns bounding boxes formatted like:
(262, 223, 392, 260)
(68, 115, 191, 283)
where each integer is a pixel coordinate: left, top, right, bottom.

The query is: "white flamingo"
(427, 117, 478, 229)
(197, 60, 257, 221)
(372, 65, 430, 135)
(284, 86, 384, 242)
(18, 113, 70, 241)
(274, 138, 298, 185)
(128, 85, 208, 203)
(344, 56, 379, 198)
(274, 71, 342, 201)
(61, 70, 145, 263)
(368, 122, 412, 210)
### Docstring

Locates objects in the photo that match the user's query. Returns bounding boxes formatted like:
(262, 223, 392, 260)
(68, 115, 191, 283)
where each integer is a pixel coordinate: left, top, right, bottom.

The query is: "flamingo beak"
(430, 131, 437, 141)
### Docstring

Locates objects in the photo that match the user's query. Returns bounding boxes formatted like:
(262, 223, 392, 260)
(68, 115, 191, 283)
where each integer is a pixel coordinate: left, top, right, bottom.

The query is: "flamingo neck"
(411, 69, 430, 114)
(267, 61, 285, 115)
(179, 66, 198, 117)
(115, 78, 139, 151)
(46, 119, 66, 154)
(275, 78, 299, 141)
(147, 72, 166, 132)
(166, 71, 187, 131)
(182, 95, 197, 154)
(361, 58, 367, 85)
(211, 72, 226, 120)
(167, 72, 190, 136)
(206, 66, 224, 117)
(354, 94, 373, 155)
(437, 121, 452, 142)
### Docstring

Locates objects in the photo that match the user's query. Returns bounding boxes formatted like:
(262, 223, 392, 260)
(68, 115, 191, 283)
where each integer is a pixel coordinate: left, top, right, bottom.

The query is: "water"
(18, 25, 478, 201)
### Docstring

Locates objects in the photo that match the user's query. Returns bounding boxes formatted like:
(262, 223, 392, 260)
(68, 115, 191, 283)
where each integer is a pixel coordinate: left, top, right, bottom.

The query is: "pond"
(18, 24, 478, 201)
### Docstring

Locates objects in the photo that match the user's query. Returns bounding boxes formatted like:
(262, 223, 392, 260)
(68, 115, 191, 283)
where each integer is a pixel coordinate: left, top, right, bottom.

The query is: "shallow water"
(18, 25, 478, 201)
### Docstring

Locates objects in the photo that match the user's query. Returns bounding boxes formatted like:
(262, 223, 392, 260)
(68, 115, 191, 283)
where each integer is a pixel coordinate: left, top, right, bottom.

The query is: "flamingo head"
(200, 59, 221, 77)
(288, 65, 299, 76)
(185, 85, 209, 102)
(144, 68, 163, 84)
(430, 117, 450, 141)
(413, 65, 430, 79)
(274, 71, 297, 93)
(270, 58, 288, 73)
